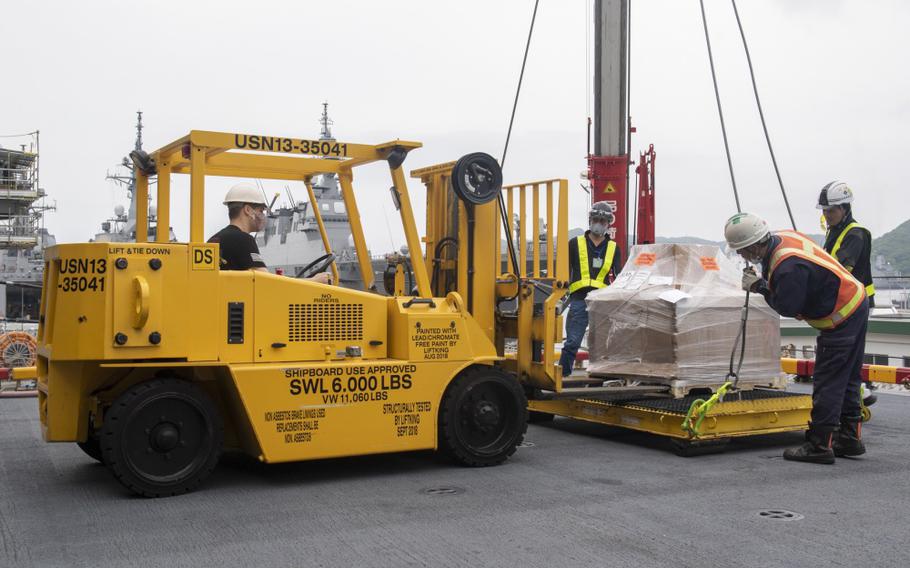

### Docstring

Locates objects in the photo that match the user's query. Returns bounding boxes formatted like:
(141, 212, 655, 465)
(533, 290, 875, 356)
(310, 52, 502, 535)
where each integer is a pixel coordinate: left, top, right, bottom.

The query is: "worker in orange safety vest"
(725, 212, 868, 465)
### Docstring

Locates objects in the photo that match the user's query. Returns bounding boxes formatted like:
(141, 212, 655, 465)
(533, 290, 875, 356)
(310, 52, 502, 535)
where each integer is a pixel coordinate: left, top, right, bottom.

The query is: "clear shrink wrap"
(586, 243, 782, 390)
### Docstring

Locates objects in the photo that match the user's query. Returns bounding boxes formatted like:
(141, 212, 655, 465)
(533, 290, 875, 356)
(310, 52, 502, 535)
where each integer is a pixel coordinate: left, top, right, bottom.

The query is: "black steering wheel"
(295, 253, 336, 279)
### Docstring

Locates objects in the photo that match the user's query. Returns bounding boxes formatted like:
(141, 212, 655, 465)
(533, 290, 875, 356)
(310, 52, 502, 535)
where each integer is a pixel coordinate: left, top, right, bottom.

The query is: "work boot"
(783, 426, 835, 464)
(833, 417, 866, 457)
(863, 383, 877, 407)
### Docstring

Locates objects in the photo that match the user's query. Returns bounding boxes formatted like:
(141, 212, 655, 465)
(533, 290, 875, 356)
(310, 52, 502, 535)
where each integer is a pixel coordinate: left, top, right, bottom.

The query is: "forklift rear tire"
(100, 378, 223, 498)
(77, 435, 103, 463)
(438, 366, 528, 467)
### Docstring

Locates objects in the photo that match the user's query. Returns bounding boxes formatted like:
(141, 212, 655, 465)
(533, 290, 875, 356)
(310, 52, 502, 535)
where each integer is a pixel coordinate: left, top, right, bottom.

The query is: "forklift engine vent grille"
(288, 303, 363, 342)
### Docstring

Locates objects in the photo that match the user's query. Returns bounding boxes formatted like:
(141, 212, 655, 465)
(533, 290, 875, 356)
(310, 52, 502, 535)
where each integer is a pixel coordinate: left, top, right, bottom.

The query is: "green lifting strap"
(681, 381, 733, 438)
(568, 236, 616, 294)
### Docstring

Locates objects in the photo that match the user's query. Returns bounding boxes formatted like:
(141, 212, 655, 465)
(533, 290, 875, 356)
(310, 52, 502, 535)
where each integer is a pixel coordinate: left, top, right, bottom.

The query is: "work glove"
(741, 267, 761, 293)
(556, 296, 569, 315)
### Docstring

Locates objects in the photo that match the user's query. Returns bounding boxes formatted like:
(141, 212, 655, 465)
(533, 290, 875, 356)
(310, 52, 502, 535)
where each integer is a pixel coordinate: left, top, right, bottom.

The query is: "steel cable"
(699, 0, 749, 390)
(499, 0, 541, 275)
(698, 0, 741, 212)
(731, 0, 797, 230)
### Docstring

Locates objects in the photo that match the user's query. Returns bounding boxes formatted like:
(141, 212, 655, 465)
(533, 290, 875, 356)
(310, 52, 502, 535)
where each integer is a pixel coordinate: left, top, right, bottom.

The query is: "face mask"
(590, 222, 607, 236)
(739, 246, 763, 265)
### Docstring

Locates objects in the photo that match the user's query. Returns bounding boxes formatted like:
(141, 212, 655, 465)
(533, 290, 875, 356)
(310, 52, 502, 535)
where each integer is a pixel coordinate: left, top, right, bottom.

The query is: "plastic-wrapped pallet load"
(586, 243, 783, 393)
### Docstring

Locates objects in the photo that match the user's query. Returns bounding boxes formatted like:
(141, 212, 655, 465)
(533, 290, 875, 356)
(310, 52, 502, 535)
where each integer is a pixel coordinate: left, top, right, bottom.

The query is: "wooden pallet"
(565, 372, 789, 399)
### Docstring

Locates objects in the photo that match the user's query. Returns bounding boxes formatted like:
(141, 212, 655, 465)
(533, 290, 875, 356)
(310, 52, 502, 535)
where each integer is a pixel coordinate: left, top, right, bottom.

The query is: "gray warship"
(92, 112, 176, 244)
(256, 104, 386, 289)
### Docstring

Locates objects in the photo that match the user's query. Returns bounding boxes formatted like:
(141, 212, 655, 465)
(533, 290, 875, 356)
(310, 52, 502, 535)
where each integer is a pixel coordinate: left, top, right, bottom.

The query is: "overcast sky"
(2, 0, 908, 253)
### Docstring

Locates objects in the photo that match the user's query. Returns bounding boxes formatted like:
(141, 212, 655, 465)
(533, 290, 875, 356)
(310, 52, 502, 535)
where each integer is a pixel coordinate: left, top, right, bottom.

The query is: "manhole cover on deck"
(756, 509, 804, 521)
(421, 486, 465, 496)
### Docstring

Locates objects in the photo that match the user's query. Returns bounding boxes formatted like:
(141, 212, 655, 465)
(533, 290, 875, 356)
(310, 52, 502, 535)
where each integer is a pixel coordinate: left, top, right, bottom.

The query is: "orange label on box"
(634, 253, 656, 266)
(700, 257, 719, 271)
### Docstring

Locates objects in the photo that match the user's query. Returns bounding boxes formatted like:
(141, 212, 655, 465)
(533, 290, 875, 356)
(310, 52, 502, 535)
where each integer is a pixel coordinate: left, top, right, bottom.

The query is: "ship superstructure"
(93, 112, 175, 243)
(0, 131, 54, 320)
(256, 104, 375, 287)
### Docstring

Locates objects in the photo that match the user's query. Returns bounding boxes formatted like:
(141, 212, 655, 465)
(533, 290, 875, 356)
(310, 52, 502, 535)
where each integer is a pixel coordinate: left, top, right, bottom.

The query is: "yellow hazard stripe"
(780, 358, 799, 374)
(805, 285, 865, 330)
(868, 365, 897, 383)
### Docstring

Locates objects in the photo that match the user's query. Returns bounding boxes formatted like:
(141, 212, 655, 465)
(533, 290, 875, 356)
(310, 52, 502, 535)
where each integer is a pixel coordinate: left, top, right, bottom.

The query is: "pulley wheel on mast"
(451, 152, 502, 205)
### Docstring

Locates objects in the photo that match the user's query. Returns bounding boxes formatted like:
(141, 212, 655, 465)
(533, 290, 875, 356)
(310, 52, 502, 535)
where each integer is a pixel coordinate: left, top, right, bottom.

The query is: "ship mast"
(319, 101, 334, 141)
(313, 102, 340, 195)
(106, 111, 151, 236)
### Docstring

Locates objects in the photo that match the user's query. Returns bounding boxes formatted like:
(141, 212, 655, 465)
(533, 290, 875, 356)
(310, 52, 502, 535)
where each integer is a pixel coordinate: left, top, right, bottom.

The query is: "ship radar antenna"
(319, 102, 334, 140)
(135, 110, 143, 152)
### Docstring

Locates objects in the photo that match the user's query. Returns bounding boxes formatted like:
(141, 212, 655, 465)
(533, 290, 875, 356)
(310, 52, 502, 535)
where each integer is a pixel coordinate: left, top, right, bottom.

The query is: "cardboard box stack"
(586, 243, 782, 391)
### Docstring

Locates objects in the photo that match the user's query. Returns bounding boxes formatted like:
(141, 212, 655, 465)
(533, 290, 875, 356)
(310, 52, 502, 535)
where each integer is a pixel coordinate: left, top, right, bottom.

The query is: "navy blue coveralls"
(755, 235, 869, 428)
(559, 232, 622, 377)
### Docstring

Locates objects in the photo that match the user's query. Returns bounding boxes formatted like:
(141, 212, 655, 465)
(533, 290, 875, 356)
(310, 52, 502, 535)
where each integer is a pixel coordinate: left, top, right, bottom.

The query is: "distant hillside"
(873, 220, 910, 274)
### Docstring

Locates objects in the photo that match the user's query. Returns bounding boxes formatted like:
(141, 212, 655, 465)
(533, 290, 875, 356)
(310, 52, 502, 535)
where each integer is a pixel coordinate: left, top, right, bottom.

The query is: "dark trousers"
(811, 298, 869, 427)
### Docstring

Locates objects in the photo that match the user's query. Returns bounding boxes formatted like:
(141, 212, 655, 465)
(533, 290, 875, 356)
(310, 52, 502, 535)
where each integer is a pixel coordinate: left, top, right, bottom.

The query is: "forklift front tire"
(438, 366, 528, 467)
(77, 434, 103, 463)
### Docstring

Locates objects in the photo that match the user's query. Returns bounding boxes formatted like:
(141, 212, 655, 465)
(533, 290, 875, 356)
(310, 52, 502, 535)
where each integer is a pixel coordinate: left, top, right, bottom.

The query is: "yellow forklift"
(36, 130, 570, 497)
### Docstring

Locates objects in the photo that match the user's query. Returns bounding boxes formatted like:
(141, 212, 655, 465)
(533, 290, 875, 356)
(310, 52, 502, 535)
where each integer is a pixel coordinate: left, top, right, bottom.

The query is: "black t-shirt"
(207, 225, 266, 270)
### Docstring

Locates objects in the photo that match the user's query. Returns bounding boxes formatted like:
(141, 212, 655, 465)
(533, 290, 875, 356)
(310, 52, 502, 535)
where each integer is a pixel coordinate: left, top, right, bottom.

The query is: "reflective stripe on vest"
(769, 230, 865, 330)
(568, 236, 617, 294)
(829, 221, 876, 297)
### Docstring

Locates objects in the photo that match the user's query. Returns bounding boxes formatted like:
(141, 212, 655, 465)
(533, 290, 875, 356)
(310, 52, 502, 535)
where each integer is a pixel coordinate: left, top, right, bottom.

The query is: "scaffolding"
(0, 132, 51, 248)
(0, 131, 54, 320)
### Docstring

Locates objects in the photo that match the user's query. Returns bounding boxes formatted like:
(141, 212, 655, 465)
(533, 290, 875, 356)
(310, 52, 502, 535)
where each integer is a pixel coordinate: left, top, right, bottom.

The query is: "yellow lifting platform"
(528, 388, 812, 455)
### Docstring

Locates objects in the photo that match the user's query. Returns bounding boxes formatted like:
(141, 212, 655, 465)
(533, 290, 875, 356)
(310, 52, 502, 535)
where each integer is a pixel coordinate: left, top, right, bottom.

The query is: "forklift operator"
(208, 182, 331, 283)
(725, 212, 869, 465)
(559, 201, 622, 378)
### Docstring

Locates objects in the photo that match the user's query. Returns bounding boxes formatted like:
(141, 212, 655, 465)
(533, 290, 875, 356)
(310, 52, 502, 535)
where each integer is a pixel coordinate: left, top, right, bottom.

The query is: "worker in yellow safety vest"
(726, 212, 869, 464)
(817, 181, 877, 405)
(559, 201, 623, 378)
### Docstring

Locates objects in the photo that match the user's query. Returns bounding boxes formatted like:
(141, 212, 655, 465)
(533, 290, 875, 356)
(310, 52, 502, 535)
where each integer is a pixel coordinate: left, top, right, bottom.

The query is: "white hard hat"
(816, 181, 854, 210)
(724, 212, 770, 251)
(223, 182, 268, 206)
(589, 201, 615, 224)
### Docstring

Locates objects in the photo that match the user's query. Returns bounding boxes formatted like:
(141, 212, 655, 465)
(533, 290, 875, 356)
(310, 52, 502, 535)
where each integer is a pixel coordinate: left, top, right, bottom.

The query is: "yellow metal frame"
(499, 179, 569, 391)
(303, 176, 340, 284)
(411, 166, 571, 391)
(146, 130, 429, 295)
